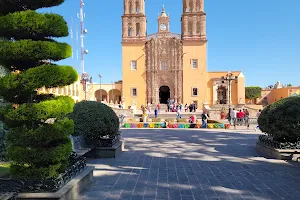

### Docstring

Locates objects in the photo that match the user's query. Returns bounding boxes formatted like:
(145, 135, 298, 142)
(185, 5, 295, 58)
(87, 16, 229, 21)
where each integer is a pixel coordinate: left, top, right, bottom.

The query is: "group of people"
(228, 108, 250, 128)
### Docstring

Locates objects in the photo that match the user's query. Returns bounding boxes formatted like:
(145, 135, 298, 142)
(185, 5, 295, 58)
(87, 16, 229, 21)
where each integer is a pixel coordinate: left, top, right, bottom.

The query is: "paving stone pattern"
(78, 129, 300, 200)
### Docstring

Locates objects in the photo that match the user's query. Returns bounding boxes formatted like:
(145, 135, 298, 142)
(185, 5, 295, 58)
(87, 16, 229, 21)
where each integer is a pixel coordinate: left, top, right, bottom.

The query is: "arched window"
(136, 23, 140, 36)
(189, 0, 193, 12)
(136, 1, 140, 13)
(128, 23, 132, 36)
(188, 21, 193, 36)
(196, 21, 201, 34)
(129, 1, 132, 14)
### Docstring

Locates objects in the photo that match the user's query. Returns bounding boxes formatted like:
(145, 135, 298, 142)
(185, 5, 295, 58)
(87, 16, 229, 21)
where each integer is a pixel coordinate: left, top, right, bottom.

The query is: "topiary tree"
(258, 96, 300, 143)
(245, 86, 262, 103)
(71, 101, 120, 144)
(0, 0, 78, 179)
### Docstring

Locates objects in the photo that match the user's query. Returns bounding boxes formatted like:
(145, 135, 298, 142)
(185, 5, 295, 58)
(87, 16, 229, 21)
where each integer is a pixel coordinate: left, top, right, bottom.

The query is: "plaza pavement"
(77, 128, 300, 200)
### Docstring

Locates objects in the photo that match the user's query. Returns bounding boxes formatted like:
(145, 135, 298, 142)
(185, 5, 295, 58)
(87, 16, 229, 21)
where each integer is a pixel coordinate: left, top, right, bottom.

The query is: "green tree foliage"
(245, 86, 262, 100)
(0, 0, 78, 179)
(258, 96, 300, 142)
(70, 102, 119, 145)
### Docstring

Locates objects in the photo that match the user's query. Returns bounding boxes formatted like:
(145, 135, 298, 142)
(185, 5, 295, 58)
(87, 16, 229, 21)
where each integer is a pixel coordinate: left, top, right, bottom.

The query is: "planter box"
(16, 166, 94, 200)
(256, 142, 300, 161)
(86, 140, 124, 158)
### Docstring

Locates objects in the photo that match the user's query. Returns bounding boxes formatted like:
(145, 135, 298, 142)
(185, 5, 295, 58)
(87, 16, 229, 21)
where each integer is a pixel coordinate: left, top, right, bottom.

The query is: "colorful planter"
(208, 124, 214, 129)
(130, 123, 137, 128)
(179, 124, 185, 128)
(124, 122, 227, 129)
(213, 123, 220, 128)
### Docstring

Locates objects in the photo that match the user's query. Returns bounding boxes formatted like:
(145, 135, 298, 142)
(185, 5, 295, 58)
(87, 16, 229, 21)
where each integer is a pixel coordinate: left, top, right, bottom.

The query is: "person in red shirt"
(237, 110, 245, 125)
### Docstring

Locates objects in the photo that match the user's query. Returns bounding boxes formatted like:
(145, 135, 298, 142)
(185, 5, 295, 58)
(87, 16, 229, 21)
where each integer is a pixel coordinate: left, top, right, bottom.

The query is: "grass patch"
(0, 163, 10, 177)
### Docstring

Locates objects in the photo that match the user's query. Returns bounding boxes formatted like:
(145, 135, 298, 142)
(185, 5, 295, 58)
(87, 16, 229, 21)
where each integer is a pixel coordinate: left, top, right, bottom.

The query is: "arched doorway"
(108, 89, 122, 104)
(95, 89, 107, 102)
(159, 86, 170, 104)
(217, 86, 227, 104)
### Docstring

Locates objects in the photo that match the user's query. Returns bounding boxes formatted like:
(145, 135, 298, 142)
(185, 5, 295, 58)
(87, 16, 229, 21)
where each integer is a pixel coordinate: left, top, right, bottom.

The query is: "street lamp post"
(111, 81, 114, 104)
(98, 74, 102, 102)
(221, 71, 238, 110)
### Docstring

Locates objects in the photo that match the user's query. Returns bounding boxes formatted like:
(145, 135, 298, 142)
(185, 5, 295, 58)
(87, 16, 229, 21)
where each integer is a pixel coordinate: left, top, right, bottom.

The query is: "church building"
(121, 0, 245, 109)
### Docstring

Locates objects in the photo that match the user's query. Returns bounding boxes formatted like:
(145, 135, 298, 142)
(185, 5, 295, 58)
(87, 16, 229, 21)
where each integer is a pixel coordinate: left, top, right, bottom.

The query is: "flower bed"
(123, 123, 230, 129)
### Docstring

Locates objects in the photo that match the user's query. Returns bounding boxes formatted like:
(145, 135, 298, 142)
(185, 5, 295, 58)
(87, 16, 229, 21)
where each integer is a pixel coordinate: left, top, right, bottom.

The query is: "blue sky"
(41, 0, 300, 87)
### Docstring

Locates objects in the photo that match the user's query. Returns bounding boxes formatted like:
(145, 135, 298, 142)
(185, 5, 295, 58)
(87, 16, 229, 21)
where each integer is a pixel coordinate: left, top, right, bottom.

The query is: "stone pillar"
(192, 16, 197, 35)
(183, 17, 188, 37)
(213, 84, 218, 105)
(193, 0, 196, 12)
(200, 15, 206, 38)
(200, 0, 204, 12)
(156, 88, 159, 104)
(132, 18, 136, 37)
(132, 1, 136, 14)
(125, 1, 129, 14)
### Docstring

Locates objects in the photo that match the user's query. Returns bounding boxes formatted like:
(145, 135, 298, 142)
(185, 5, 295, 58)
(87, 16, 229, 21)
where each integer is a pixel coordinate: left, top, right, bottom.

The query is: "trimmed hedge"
(71, 101, 119, 141)
(0, 0, 65, 15)
(0, 40, 72, 62)
(0, 10, 68, 39)
(0, 0, 76, 179)
(258, 96, 300, 142)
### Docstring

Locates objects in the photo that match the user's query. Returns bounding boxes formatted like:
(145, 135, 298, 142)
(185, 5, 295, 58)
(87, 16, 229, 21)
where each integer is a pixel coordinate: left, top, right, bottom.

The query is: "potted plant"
(220, 106, 226, 119)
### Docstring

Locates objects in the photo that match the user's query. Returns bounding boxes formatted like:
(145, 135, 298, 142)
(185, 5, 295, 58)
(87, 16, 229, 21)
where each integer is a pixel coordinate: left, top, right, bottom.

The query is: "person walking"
(245, 109, 250, 129)
(154, 107, 158, 118)
(230, 108, 237, 129)
(201, 111, 209, 128)
(177, 109, 181, 119)
(255, 109, 262, 131)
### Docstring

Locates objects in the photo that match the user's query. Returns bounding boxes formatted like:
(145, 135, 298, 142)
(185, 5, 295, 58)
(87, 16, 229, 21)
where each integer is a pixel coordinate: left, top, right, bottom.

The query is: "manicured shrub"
(0, 0, 77, 179)
(71, 101, 119, 140)
(258, 96, 300, 142)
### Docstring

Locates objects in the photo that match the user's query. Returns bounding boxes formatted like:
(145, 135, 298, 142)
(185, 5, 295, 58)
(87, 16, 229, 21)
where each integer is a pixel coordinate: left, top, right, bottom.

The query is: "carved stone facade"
(145, 34, 183, 104)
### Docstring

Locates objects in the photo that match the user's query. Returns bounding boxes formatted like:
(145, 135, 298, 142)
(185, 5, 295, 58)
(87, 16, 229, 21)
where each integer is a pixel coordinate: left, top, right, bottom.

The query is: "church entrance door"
(217, 86, 227, 104)
(159, 86, 170, 104)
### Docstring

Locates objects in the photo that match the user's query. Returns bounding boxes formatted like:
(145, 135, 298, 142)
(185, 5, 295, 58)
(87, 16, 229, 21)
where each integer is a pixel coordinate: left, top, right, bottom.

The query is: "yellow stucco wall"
(182, 41, 207, 107)
(206, 71, 245, 106)
(122, 43, 146, 109)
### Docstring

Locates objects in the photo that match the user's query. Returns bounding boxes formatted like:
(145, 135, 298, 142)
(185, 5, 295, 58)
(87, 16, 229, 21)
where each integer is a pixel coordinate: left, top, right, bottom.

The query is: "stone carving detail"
(145, 33, 183, 104)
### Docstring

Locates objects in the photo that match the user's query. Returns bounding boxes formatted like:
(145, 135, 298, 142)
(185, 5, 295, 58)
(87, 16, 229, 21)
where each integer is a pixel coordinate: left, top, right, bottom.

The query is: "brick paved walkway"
(78, 129, 300, 200)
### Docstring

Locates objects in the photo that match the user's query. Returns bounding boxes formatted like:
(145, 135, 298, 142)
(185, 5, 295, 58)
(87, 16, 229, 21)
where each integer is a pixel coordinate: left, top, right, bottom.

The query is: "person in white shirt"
(230, 108, 237, 128)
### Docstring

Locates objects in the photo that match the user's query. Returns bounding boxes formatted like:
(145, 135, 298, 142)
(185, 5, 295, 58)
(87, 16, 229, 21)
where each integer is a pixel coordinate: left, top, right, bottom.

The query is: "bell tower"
(122, 0, 146, 43)
(181, 0, 206, 41)
(158, 5, 170, 33)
